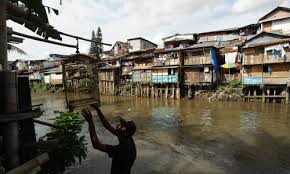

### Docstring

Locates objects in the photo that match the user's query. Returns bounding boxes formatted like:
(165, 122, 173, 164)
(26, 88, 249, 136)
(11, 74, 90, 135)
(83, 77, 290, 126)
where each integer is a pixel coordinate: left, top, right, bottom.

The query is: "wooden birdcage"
(62, 54, 100, 111)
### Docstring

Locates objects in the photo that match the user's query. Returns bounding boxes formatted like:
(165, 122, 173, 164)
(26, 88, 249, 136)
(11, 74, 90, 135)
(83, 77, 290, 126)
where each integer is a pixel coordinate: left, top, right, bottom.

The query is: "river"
(32, 94, 290, 174)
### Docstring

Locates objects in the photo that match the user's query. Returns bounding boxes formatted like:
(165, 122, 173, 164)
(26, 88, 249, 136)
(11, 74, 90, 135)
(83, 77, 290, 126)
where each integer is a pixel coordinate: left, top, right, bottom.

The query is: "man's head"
(116, 118, 136, 138)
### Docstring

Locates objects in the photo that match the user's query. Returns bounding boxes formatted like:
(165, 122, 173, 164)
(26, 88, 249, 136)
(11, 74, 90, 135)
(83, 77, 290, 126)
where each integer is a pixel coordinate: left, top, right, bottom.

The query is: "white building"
(127, 37, 157, 52)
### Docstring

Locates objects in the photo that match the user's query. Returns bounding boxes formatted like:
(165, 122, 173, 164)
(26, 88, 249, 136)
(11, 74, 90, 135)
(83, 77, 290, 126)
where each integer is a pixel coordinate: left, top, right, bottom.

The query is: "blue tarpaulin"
(151, 75, 177, 83)
(210, 48, 219, 73)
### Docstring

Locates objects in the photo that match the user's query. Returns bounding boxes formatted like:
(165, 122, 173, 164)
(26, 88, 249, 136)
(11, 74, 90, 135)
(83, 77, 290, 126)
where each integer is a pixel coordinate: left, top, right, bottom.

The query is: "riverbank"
(195, 80, 243, 102)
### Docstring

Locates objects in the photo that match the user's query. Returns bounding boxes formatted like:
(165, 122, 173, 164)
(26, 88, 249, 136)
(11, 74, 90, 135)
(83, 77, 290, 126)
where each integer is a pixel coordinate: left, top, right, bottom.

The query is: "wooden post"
(140, 85, 143, 97)
(165, 84, 169, 98)
(171, 84, 175, 99)
(112, 82, 115, 96)
(262, 87, 265, 103)
(1, 2, 20, 169)
(146, 85, 150, 97)
(0, 0, 8, 70)
(176, 83, 180, 99)
(6, 153, 49, 174)
(286, 87, 289, 104)
(188, 85, 192, 99)
(273, 88, 276, 103)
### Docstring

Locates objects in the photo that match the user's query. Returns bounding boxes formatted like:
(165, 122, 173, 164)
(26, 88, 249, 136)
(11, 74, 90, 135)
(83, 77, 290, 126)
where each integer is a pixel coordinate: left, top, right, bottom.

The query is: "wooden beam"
(7, 36, 23, 44)
(12, 31, 77, 48)
(33, 119, 58, 129)
(7, 15, 112, 46)
(6, 153, 49, 174)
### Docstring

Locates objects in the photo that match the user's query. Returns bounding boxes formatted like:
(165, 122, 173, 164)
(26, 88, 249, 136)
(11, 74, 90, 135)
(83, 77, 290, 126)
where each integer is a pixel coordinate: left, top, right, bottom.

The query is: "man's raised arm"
(81, 109, 107, 152)
(91, 104, 118, 136)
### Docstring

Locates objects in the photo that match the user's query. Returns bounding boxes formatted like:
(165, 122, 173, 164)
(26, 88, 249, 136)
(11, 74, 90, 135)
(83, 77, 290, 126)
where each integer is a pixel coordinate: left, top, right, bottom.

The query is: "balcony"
(244, 52, 290, 65)
(184, 56, 211, 66)
(153, 58, 179, 67)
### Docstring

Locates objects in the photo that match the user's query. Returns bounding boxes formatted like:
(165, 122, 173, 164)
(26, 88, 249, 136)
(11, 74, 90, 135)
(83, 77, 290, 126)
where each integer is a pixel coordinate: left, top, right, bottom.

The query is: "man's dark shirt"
(106, 137, 136, 174)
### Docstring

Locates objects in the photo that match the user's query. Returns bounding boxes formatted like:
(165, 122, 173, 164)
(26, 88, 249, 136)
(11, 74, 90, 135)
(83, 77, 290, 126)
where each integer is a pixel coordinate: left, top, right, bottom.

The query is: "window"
(263, 65, 272, 74)
(255, 47, 264, 54)
(191, 51, 199, 56)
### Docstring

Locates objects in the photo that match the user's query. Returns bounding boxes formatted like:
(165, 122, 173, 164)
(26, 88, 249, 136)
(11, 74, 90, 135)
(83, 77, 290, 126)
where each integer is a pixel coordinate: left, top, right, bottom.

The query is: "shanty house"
(259, 7, 290, 35)
(162, 33, 197, 49)
(242, 32, 290, 103)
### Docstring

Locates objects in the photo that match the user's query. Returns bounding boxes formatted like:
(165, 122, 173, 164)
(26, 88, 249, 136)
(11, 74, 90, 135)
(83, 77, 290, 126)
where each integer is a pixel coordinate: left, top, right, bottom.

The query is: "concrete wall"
(272, 18, 290, 34)
(128, 39, 156, 52)
(141, 40, 156, 50)
(128, 40, 141, 52)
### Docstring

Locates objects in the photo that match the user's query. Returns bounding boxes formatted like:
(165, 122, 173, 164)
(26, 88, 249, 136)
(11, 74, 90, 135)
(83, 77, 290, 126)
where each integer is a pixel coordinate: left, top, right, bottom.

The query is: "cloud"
(7, 0, 290, 60)
(232, 0, 284, 13)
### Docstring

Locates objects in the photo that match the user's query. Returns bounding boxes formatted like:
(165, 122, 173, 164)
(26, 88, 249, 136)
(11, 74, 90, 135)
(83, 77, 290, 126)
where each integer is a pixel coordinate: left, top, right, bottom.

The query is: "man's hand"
(81, 108, 93, 122)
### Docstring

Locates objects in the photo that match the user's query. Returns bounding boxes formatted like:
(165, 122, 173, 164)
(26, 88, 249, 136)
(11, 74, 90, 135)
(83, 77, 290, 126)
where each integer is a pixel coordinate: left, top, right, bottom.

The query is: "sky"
(7, 0, 290, 60)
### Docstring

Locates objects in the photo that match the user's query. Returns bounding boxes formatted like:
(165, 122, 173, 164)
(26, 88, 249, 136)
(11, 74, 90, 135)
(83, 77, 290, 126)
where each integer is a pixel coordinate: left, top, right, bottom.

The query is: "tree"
(96, 27, 103, 55)
(89, 30, 97, 54)
(88, 27, 103, 56)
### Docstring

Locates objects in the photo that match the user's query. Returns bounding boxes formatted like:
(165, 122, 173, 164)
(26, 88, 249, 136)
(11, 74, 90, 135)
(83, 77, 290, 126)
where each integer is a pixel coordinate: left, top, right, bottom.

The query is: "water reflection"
(150, 107, 178, 131)
(240, 111, 257, 133)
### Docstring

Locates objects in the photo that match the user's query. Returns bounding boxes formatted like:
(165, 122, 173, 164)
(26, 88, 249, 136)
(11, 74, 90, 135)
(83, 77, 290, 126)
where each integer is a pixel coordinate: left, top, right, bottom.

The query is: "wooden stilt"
(140, 85, 143, 97)
(176, 84, 180, 100)
(188, 85, 192, 99)
(273, 88, 276, 103)
(286, 87, 289, 104)
(171, 84, 175, 99)
(262, 87, 265, 103)
(165, 85, 169, 98)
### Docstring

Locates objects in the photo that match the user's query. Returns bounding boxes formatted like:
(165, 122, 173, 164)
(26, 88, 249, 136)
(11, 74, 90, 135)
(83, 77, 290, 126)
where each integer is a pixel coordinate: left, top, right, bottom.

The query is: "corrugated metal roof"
(163, 33, 196, 42)
(243, 38, 290, 48)
(259, 6, 290, 22)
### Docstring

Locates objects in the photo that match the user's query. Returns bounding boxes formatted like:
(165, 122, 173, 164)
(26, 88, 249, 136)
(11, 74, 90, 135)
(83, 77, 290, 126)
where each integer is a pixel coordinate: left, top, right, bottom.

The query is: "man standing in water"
(81, 104, 137, 174)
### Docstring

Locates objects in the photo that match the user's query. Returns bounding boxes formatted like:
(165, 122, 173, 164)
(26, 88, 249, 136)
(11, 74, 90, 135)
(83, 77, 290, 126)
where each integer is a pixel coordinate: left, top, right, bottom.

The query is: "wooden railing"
(244, 53, 290, 65)
(184, 56, 211, 65)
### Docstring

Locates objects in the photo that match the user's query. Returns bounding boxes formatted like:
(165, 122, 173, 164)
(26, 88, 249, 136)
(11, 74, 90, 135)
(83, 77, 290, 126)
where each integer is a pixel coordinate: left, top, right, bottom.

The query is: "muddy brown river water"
(32, 94, 290, 174)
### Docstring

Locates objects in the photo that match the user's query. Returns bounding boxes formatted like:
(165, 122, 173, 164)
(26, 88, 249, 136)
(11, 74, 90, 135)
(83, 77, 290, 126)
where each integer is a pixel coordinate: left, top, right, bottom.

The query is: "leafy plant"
(217, 79, 242, 95)
(31, 82, 49, 91)
(40, 112, 87, 174)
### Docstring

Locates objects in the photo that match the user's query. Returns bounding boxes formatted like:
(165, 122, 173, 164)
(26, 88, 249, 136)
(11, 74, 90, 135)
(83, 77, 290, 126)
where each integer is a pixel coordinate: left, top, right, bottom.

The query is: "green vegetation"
(217, 79, 243, 96)
(31, 82, 50, 91)
(89, 27, 103, 56)
(40, 112, 87, 174)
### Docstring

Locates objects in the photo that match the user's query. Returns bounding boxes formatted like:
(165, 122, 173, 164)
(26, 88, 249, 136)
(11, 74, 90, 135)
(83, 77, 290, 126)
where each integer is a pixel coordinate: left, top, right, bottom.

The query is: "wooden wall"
(184, 67, 212, 83)
(184, 50, 211, 65)
(244, 47, 290, 65)
(243, 63, 290, 85)
(98, 69, 115, 82)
